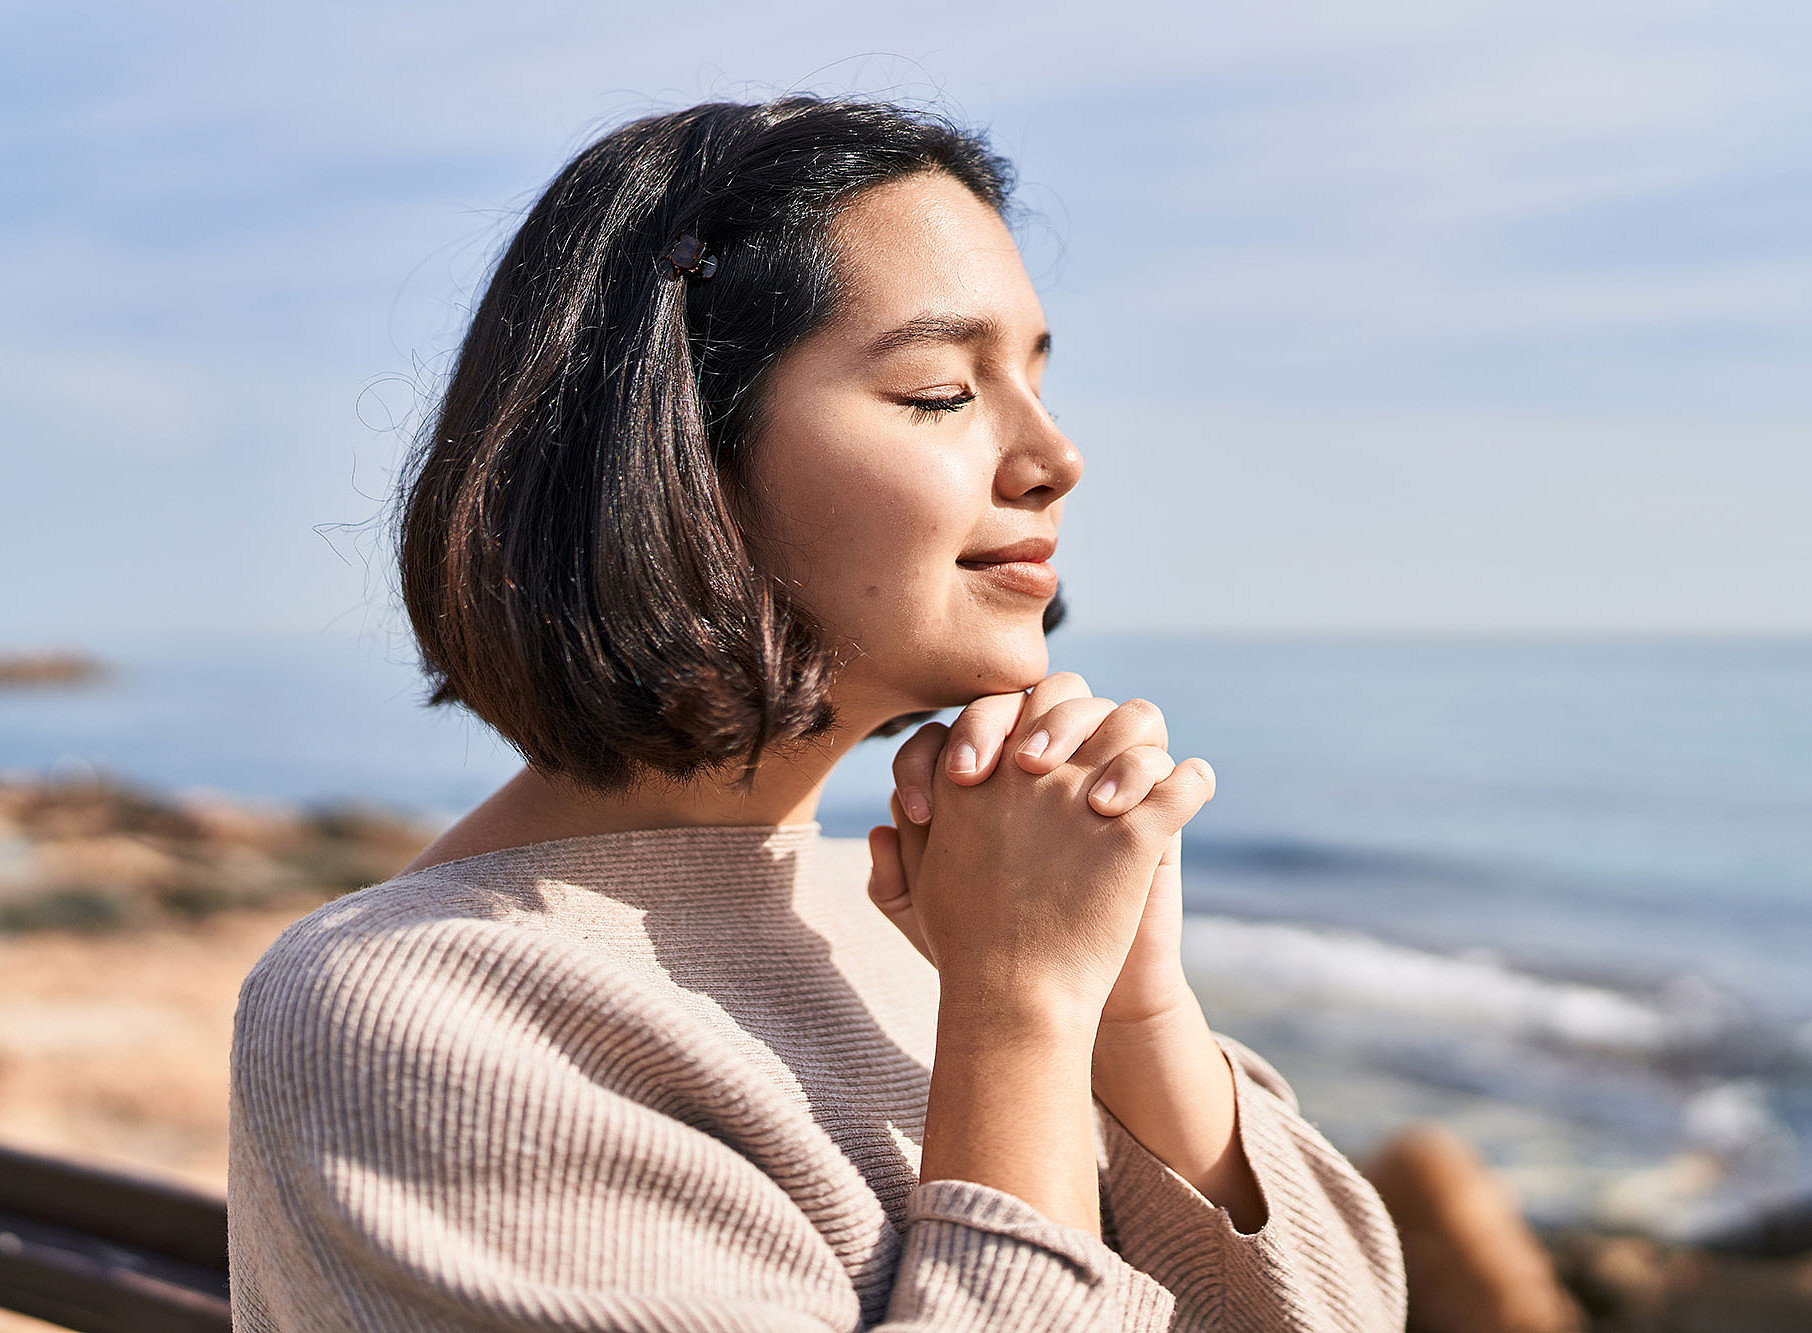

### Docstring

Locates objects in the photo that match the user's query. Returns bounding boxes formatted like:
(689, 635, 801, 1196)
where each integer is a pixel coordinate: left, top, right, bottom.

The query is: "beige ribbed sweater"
(227, 821, 1405, 1331)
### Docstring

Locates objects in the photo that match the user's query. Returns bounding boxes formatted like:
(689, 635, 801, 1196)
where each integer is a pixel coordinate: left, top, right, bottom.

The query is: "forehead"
(823, 172, 1043, 348)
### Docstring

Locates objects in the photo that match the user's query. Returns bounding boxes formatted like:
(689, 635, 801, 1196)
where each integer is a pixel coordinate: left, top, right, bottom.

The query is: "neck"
(471, 706, 894, 846)
(399, 675, 936, 876)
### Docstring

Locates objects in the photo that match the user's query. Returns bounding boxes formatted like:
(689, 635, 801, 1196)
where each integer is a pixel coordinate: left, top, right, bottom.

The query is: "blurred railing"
(0, 1142, 228, 1332)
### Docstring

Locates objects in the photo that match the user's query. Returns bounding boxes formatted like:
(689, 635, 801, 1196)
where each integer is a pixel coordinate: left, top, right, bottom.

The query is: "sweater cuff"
(1094, 1036, 1311, 1307)
(886, 1178, 1125, 1330)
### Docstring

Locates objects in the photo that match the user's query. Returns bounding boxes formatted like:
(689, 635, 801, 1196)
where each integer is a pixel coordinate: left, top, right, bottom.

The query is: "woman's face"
(747, 170, 1084, 731)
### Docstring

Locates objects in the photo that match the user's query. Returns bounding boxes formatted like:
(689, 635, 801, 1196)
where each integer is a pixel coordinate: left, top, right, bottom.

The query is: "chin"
(943, 617, 1053, 706)
(955, 582, 1069, 700)
(851, 585, 1069, 722)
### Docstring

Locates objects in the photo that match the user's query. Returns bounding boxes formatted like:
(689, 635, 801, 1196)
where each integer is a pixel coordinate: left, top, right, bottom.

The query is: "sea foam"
(1178, 912, 1750, 1060)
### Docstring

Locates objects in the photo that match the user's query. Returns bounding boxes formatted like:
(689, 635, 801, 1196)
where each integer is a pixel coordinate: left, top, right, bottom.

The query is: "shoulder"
(225, 870, 864, 1327)
(230, 867, 709, 1110)
(235, 867, 566, 1026)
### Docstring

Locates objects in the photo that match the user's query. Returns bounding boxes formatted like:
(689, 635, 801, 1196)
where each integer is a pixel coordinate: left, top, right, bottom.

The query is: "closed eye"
(901, 392, 976, 423)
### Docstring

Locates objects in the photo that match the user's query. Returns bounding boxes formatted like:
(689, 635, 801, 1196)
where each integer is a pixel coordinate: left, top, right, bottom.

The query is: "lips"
(957, 535, 1059, 598)
(956, 536, 1057, 567)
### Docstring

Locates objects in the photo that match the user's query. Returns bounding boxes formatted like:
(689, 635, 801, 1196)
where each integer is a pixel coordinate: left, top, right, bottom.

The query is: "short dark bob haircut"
(394, 94, 1067, 795)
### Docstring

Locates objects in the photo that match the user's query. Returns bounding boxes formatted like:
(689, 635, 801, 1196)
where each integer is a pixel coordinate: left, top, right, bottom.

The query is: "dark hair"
(394, 94, 1067, 794)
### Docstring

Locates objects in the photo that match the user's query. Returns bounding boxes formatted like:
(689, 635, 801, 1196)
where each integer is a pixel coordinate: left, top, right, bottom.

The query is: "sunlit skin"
(400, 170, 1265, 1235)
(736, 172, 1078, 723)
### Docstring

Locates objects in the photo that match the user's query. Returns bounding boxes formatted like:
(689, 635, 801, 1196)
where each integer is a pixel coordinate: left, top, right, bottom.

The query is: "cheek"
(764, 424, 979, 609)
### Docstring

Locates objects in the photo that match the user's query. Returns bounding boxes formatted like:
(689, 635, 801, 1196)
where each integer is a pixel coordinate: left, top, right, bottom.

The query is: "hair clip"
(659, 233, 718, 281)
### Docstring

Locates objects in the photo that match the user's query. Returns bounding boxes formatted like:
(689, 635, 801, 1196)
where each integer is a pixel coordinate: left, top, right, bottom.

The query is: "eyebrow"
(863, 311, 1053, 361)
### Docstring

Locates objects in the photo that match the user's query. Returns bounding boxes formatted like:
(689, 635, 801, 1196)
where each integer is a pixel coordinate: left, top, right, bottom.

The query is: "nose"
(997, 393, 1083, 505)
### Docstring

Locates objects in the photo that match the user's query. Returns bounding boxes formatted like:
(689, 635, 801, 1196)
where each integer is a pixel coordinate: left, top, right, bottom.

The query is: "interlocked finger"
(1086, 744, 1180, 815)
(939, 693, 1031, 786)
(999, 671, 1093, 759)
(1072, 696, 1170, 771)
(891, 720, 950, 825)
(1011, 695, 1118, 773)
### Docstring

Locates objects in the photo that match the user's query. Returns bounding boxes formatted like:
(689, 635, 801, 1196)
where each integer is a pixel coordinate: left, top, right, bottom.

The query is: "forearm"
(1090, 990, 1268, 1233)
(922, 998, 1103, 1237)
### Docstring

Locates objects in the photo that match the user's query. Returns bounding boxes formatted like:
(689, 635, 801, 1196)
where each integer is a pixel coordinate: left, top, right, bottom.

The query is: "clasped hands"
(866, 670, 1213, 1031)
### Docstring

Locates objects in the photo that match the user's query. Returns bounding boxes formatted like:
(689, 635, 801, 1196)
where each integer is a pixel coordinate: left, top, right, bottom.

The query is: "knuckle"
(983, 693, 1029, 730)
(910, 719, 950, 746)
(955, 696, 996, 725)
(1119, 697, 1164, 726)
(1044, 670, 1091, 696)
(1103, 809, 1148, 848)
(1045, 696, 1102, 727)
(1120, 698, 1168, 746)
(945, 715, 987, 752)
(1136, 745, 1177, 776)
(1105, 745, 1150, 776)
(959, 694, 1014, 727)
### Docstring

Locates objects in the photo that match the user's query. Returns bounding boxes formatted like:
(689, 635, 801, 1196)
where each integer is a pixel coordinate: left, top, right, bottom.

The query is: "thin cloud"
(2, 0, 1808, 636)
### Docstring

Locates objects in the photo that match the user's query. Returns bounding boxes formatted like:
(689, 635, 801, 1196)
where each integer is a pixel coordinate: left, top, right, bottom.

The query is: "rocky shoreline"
(0, 771, 437, 932)
(0, 772, 1806, 1331)
(0, 649, 110, 687)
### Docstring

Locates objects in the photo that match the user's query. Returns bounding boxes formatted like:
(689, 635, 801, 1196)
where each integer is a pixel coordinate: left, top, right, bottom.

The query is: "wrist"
(923, 997, 1104, 1237)
(938, 978, 1101, 1052)
(1086, 997, 1265, 1229)
(1095, 982, 1205, 1048)
(1091, 988, 1212, 1093)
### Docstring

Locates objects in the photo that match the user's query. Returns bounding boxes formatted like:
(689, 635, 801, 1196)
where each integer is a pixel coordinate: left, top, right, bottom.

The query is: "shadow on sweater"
(412, 834, 937, 1320)
(594, 839, 934, 1197)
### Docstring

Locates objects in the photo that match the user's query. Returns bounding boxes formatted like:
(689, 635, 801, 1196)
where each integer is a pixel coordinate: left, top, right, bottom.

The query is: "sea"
(3, 627, 1808, 1242)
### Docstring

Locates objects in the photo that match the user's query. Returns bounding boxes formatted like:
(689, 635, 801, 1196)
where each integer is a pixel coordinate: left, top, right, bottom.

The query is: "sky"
(3, 0, 1809, 647)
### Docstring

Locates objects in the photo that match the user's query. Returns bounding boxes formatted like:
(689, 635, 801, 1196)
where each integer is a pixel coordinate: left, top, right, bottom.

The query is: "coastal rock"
(1363, 1120, 1585, 1332)
(1699, 1193, 1812, 1259)
(0, 650, 109, 687)
(0, 773, 436, 931)
(1545, 1230, 1812, 1332)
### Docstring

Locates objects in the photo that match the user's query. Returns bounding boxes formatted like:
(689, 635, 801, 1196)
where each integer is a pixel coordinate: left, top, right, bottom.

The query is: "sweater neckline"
(397, 819, 827, 893)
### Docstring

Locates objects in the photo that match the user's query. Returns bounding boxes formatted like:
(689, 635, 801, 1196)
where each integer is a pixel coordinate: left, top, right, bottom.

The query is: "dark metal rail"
(0, 1142, 228, 1332)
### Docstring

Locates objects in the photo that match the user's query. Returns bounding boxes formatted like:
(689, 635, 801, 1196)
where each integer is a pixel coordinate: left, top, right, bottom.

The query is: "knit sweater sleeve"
(1093, 1033, 1408, 1332)
(227, 904, 1150, 1332)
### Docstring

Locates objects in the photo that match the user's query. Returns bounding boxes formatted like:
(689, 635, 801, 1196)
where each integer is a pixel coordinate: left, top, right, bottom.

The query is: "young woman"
(228, 95, 1407, 1331)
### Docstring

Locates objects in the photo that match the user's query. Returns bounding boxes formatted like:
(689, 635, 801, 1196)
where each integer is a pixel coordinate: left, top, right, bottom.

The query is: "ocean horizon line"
(5, 624, 1812, 660)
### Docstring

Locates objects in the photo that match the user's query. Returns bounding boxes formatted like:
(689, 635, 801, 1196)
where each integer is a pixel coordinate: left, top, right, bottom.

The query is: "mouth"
(956, 556, 1059, 598)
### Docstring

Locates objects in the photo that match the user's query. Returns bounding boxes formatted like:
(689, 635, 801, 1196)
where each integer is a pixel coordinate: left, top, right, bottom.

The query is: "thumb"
(867, 824, 934, 965)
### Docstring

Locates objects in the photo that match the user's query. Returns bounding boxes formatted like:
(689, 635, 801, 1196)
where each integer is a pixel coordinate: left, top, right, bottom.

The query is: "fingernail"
(903, 789, 931, 824)
(1019, 730, 1050, 760)
(950, 742, 978, 775)
(1090, 778, 1118, 807)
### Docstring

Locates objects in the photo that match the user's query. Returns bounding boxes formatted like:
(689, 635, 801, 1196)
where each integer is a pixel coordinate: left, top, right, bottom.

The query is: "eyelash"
(902, 392, 976, 422)
(898, 392, 1061, 425)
